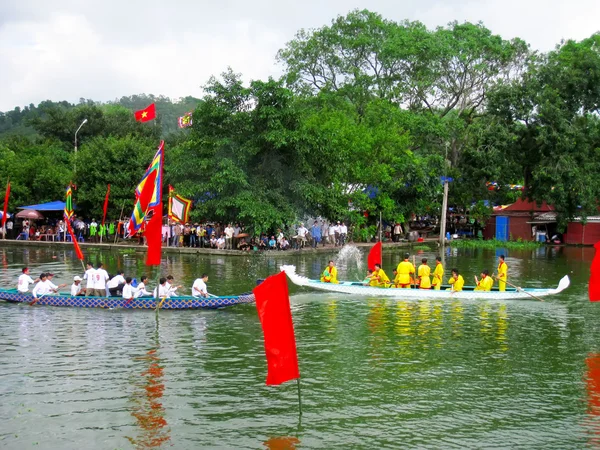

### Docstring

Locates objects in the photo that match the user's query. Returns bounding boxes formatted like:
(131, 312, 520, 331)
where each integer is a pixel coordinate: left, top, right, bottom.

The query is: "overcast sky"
(0, 0, 598, 111)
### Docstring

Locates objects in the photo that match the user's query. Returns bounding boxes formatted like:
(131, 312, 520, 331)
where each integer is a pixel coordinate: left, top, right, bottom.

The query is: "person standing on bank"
(311, 221, 321, 248)
(497, 255, 508, 292)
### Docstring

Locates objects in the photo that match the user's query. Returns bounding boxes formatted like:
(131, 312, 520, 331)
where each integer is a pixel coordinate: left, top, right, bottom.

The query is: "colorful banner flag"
(168, 185, 192, 224)
(367, 241, 382, 271)
(253, 271, 300, 386)
(134, 103, 156, 122)
(64, 185, 74, 220)
(1, 179, 10, 230)
(590, 241, 600, 302)
(128, 141, 164, 266)
(102, 184, 110, 227)
(178, 112, 193, 128)
(66, 219, 84, 261)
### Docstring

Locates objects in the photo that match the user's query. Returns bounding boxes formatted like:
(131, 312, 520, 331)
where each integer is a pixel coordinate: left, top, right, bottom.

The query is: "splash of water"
(335, 245, 364, 280)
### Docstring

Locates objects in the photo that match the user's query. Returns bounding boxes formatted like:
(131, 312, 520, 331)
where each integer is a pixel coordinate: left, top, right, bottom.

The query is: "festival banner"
(590, 241, 600, 302)
(64, 185, 74, 220)
(102, 184, 110, 227)
(168, 185, 192, 224)
(253, 271, 300, 385)
(134, 103, 156, 122)
(1, 179, 10, 230)
(368, 241, 382, 271)
(177, 112, 193, 128)
(66, 219, 84, 261)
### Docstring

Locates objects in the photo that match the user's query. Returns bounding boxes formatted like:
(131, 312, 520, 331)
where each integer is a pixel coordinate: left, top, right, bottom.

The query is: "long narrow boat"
(281, 265, 570, 300)
(0, 289, 255, 309)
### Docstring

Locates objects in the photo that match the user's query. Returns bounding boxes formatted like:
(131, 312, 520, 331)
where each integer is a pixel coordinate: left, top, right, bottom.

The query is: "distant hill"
(0, 94, 201, 138)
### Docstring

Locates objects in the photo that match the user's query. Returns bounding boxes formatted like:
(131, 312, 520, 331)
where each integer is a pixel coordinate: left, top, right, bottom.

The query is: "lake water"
(0, 244, 599, 449)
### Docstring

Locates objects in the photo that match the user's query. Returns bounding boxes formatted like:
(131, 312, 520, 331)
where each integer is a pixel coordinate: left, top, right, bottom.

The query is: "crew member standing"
(497, 254, 508, 292)
(431, 256, 444, 290)
(396, 253, 415, 289)
(417, 258, 432, 289)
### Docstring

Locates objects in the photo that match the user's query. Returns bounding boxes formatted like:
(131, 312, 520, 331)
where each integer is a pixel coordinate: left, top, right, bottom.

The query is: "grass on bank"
(448, 238, 543, 250)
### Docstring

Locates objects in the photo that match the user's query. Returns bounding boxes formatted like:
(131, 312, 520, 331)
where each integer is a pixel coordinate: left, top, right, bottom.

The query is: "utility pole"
(439, 178, 449, 247)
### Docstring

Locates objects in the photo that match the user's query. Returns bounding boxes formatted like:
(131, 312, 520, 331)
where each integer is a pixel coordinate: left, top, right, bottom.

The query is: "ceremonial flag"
(1, 179, 9, 230)
(178, 112, 193, 128)
(134, 103, 156, 122)
(66, 219, 84, 261)
(128, 141, 164, 266)
(590, 241, 600, 302)
(168, 185, 192, 224)
(102, 184, 110, 227)
(368, 241, 382, 271)
(64, 185, 74, 220)
(253, 271, 300, 385)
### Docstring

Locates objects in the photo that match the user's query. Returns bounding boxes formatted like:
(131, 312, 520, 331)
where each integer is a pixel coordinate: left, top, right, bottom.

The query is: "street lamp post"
(74, 118, 88, 173)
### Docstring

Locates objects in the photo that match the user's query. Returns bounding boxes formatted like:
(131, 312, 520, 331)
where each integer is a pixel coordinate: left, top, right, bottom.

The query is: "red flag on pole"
(1, 179, 9, 230)
(589, 241, 600, 302)
(66, 219, 84, 261)
(367, 241, 382, 271)
(102, 184, 110, 227)
(253, 271, 300, 385)
(134, 103, 156, 122)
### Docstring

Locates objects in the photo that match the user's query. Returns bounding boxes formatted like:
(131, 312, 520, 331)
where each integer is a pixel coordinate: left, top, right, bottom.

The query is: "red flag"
(253, 271, 300, 385)
(145, 200, 162, 266)
(1, 180, 9, 229)
(134, 103, 156, 122)
(102, 184, 110, 227)
(590, 241, 600, 302)
(367, 241, 382, 271)
(66, 220, 84, 261)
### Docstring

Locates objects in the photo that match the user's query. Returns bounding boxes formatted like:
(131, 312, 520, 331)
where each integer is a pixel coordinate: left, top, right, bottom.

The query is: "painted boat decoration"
(0, 288, 255, 309)
(281, 265, 570, 301)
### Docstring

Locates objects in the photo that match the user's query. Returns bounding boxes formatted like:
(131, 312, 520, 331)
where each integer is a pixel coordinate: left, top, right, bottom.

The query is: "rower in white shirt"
(17, 267, 37, 293)
(45, 273, 66, 293)
(165, 275, 182, 297)
(32, 273, 51, 299)
(83, 262, 96, 296)
(107, 271, 126, 296)
(135, 276, 152, 298)
(192, 274, 210, 298)
(153, 278, 171, 298)
(95, 263, 110, 297)
(122, 277, 138, 300)
(71, 276, 84, 296)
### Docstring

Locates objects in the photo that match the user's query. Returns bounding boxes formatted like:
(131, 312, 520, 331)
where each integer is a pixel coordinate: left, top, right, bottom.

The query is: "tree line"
(0, 10, 598, 233)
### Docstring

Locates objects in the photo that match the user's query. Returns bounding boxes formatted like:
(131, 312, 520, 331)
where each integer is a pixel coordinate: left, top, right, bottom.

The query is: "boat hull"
(0, 289, 255, 309)
(281, 265, 570, 301)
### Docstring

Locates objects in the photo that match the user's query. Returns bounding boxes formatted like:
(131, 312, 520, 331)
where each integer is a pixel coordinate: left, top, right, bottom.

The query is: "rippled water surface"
(0, 244, 599, 449)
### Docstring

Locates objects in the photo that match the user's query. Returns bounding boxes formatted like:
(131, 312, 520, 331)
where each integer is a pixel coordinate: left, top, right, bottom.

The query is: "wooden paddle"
(493, 274, 544, 302)
(29, 293, 46, 306)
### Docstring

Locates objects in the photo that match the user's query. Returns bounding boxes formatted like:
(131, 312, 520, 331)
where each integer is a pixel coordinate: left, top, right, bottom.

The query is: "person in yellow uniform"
(370, 263, 391, 287)
(320, 260, 339, 284)
(431, 256, 444, 290)
(396, 253, 415, 289)
(417, 258, 432, 289)
(497, 254, 508, 292)
(474, 269, 494, 291)
(447, 268, 464, 292)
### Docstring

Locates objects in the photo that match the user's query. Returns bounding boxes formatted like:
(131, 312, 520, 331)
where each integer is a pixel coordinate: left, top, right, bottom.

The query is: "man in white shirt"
(192, 274, 209, 298)
(165, 275, 181, 297)
(328, 222, 336, 247)
(217, 235, 226, 249)
(339, 222, 348, 246)
(17, 267, 36, 293)
(84, 262, 96, 296)
(135, 276, 152, 298)
(71, 276, 84, 296)
(153, 278, 171, 298)
(45, 273, 66, 293)
(107, 271, 126, 296)
(94, 263, 110, 297)
(297, 223, 308, 248)
(32, 273, 51, 299)
(224, 224, 234, 249)
(122, 277, 138, 300)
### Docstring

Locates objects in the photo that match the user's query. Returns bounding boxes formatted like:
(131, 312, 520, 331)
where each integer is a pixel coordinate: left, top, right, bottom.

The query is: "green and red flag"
(102, 184, 110, 227)
(134, 103, 156, 122)
(64, 185, 74, 220)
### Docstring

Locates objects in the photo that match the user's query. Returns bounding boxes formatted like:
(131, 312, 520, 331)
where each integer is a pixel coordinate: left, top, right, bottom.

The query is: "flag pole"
(114, 201, 126, 244)
(296, 378, 303, 416)
(1, 177, 9, 240)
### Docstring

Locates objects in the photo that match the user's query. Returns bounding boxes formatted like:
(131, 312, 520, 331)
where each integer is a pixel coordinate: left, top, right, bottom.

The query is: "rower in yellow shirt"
(417, 258, 432, 289)
(431, 256, 444, 290)
(396, 253, 415, 289)
(447, 268, 464, 292)
(320, 260, 339, 284)
(497, 254, 508, 292)
(370, 263, 391, 287)
(474, 269, 494, 291)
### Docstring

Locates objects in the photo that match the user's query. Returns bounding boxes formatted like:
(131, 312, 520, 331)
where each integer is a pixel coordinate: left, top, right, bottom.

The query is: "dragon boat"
(281, 265, 570, 301)
(0, 288, 255, 309)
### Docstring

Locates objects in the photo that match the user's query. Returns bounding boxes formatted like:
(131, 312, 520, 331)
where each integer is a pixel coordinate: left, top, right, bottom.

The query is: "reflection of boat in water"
(281, 265, 570, 301)
(0, 288, 255, 309)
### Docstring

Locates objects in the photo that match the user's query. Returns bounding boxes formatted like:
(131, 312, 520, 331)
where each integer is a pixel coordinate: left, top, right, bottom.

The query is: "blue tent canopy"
(17, 201, 68, 211)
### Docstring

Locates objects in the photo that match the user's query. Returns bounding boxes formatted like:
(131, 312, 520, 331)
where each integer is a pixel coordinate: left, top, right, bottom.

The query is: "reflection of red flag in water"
(66, 220, 84, 261)
(368, 241, 382, 270)
(253, 271, 300, 385)
(1, 180, 9, 229)
(590, 241, 600, 302)
(102, 184, 110, 227)
(264, 436, 301, 449)
(586, 354, 600, 414)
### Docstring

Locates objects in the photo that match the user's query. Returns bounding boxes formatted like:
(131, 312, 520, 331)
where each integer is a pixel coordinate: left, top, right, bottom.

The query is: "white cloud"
(0, 0, 598, 111)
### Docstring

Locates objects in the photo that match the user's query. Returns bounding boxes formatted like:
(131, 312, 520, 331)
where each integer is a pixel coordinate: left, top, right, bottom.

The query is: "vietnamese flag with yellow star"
(134, 103, 156, 122)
